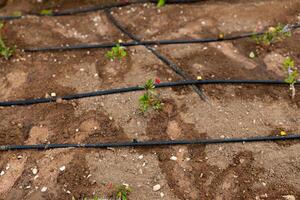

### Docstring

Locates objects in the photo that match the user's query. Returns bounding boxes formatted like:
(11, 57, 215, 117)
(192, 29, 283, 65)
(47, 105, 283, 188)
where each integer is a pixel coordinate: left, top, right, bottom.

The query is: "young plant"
(283, 57, 298, 99)
(116, 185, 132, 200)
(139, 79, 162, 113)
(12, 11, 22, 17)
(40, 9, 53, 16)
(0, 22, 14, 60)
(157, 0, 165, 7)
(252, 24, 291, 45)
(106, 42, 127, 61)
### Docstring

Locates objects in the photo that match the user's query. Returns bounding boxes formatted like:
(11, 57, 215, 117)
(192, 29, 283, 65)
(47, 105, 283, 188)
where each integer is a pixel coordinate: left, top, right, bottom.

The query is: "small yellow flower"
(268, 27, 276, 32)
(197, 76, 202, 80)
(280, 131, 287, 136)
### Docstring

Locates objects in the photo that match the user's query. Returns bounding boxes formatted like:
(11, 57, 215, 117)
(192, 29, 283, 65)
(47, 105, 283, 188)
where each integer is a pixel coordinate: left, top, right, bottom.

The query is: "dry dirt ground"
(0, 0, 300, 199)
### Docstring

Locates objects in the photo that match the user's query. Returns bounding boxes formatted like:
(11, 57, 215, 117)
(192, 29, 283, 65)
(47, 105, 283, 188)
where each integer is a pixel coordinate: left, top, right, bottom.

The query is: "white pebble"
(59, 166, 66, 172)
(170, 156, 177, 161)
(283, 195, 295, 200)
(41, 187, 48, 192)
(153, 184, 161, 191)
(32, 168, 38, 175)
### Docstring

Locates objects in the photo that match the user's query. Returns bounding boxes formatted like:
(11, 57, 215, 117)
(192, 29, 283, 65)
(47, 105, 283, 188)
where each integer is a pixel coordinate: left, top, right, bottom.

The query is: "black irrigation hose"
(105, 9, 208, 101)
(0, 79, 299, 107)
(1, 134, 299, 151)
(24, 23, 300, 52)
(0, 0, 199, 20)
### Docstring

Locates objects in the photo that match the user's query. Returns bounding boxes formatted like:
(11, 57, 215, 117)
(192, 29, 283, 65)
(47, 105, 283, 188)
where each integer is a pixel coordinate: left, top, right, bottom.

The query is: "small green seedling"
(106, 42, 127, 61)
(116, 185, 132, 200)
(283, 57, 298, 99)
(252, 24, 291, 45)
(40, 9, 53, 16)
(157, 0, 166, 7)
(0, 22, 14, 60)
(139, 79, 162, 113)
(12, 11, 22, 17)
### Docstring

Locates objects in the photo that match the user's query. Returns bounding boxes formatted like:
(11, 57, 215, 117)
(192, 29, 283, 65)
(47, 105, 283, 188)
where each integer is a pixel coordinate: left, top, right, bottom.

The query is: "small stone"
(56, 98, 63, 103)
(50, 92, 56, 97)
(249, 51, 255, 58)
(41, 187, 48, 192)
(0, 171, 5, 176)
(32, 168, 38, 175)
(59, 166, 66, 172)
(109, 116, 113, 121)
(153, 184, 161, 191)
(170, 156, 177, 161)
(160, 192, 164, 198)
(283, 195, 296, 200)
(138, 155, 144, 160)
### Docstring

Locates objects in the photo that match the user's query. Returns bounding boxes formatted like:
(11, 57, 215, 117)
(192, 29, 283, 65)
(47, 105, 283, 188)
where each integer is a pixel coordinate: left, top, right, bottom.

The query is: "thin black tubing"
(0, 134, 299, 151)
(104, 9, 208, 101)
(0, 79, 298, 107)
(0, 0, 199, 20)
(24, 23, 300, 52)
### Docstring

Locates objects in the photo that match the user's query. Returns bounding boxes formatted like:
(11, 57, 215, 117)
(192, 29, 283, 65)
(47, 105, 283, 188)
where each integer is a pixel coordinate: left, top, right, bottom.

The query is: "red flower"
(155, 78, 161, 84)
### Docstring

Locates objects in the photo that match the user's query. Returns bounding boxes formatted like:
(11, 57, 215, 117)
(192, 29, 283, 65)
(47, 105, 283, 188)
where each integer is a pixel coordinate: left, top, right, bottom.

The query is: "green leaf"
(157, 0, 165, 7)
(106, 42, 127, 61)
(12, 11, 22, 17)
(283, 57, 294, 69)
(40, 9, 53, 16)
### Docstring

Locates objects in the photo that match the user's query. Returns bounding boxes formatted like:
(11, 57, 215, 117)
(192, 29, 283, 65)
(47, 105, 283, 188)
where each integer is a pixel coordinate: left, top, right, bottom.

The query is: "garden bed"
(0, 0, 299, 199)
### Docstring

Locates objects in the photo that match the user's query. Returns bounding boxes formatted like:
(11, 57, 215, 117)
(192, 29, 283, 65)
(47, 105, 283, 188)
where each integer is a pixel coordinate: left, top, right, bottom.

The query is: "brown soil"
(0, 0, 300, 200)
